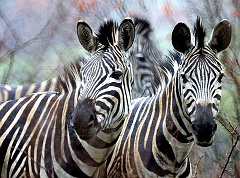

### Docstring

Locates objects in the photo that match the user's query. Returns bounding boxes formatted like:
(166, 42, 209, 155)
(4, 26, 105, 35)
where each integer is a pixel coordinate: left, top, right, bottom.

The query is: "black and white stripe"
(0, 18, 135, 177)
(107, 17, 231, 177)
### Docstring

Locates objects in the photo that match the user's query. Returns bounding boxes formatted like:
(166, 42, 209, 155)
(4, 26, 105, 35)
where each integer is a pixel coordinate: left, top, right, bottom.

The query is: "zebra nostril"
(213, 123, 217, 132)
(87, 114, 96, 127)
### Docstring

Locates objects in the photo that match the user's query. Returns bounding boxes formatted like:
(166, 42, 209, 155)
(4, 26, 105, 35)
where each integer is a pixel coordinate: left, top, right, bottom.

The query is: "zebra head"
(127, 16, 163, 98)
(172, 17, 231, 146)
(71, 18, 135, 140)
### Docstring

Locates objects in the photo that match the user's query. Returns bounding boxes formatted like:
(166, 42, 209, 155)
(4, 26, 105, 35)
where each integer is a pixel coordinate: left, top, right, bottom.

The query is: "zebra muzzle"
(71, 98, 101, 140)
(192, 103, 217, 147)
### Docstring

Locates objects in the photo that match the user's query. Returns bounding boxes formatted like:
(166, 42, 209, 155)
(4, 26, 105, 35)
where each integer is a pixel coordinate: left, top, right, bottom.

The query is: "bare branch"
(219, 134, 239, 178)
(1, 53, 14, 84)
(192, 154, 204, 178)
(0, 10, 20, 44)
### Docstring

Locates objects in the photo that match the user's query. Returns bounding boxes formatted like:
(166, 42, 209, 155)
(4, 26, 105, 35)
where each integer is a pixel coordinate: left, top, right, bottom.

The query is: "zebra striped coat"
(107, 17, 231, 177)
(0, 18, 135, 178)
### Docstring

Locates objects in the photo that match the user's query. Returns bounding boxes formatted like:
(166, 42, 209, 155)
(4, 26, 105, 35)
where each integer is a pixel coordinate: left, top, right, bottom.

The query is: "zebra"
(128, 16, 168, 98)
(0, 18, 135, 177)
(0, 16, 167, 101)
(107, 17, 231, 177)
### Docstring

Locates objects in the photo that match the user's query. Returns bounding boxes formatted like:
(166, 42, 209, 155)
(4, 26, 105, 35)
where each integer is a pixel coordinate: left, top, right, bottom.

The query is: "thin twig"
(1, 53, 14, 84)
(217, 118, 232, 134)
(219, 135, 240, 178)
(193, 154, 204, 178)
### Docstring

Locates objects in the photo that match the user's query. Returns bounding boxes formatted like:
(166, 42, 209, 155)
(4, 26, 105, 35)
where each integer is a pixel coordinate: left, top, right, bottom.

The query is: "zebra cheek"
(71, 98, 101, 140)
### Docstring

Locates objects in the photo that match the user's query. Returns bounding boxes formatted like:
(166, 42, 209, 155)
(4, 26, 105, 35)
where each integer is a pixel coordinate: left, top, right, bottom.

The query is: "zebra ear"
(118, 18, 135, 51)
(172, 22, 192, 53)
(77, 21, 97, 53)
(209, 20, 231, 53)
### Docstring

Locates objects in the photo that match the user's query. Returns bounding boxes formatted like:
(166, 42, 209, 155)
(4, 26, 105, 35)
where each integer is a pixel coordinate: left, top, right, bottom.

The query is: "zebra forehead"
(184, 58, 222, 73)
(82, 60, 123, 77)
(185, 46, 222, 64)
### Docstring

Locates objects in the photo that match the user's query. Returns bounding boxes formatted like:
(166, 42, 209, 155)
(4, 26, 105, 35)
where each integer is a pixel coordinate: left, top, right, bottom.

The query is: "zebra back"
(0, 58, 86, 102)
(0, 78, 57, 101)
(0, 18, 135, 177)
(107, 17, 231, 177)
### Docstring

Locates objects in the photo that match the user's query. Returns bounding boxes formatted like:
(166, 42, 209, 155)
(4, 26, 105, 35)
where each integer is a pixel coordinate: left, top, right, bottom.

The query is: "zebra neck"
(154, 75, 194, 168)
(67, 91, 124, 176)
(68, 124, 123, 177)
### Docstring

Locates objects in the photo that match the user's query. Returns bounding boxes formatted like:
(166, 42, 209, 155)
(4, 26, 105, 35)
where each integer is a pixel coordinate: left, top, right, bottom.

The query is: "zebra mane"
(151, 50, 182, 92)
(133, 16, 152, 38)
(57, 58, 84, 93)
(194, 17, 206, 50)
(96, 20, 118, 47)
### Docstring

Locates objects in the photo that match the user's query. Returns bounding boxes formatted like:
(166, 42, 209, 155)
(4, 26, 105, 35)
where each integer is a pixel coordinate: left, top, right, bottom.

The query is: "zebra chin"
(192, 132, 215, 147)
(71, 98, 101, 140)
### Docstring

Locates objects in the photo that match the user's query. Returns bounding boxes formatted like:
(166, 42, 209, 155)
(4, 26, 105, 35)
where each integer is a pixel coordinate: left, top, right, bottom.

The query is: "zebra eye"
(217, 74, 225, 83)
(111, 71, 123, 80)
(181, 74, 188, 84)
(137, 56, 146, 62)
(135, 53, 145, 62)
